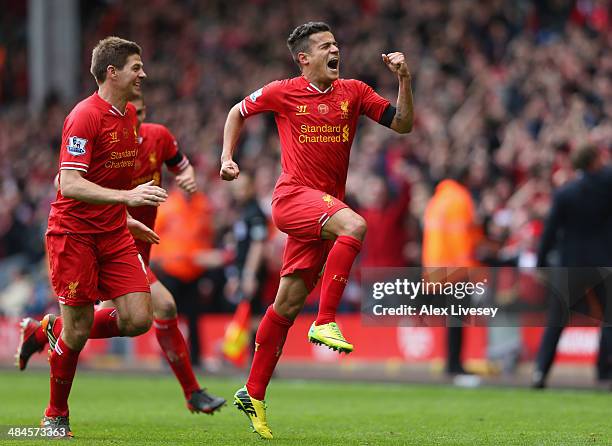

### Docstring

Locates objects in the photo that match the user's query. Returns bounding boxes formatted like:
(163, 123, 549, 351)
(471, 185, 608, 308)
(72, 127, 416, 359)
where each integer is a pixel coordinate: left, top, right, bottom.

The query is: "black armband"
(165, 150, 190, 173)
(165, 150, 185, 167)
(378, 105, 396, 128)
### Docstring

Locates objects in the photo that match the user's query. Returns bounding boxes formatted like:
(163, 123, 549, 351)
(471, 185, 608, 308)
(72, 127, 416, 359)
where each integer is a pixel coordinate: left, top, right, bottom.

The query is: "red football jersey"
(129, 122, 184, 264)
(239, 76, 390, 199)
(47, 92, 139, 234)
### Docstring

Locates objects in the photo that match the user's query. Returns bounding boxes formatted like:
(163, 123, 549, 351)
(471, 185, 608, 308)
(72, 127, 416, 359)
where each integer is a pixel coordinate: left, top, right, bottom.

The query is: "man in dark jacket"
(533, 145, 612, 388)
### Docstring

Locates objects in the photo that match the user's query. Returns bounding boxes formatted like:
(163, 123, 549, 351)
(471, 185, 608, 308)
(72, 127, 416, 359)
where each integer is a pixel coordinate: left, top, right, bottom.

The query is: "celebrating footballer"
(220, 21, 414, 439)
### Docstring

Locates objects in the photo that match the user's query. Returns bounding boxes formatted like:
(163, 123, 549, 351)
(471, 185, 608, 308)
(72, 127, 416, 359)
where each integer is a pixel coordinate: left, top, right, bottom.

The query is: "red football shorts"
(272, 185, 348, 291)
(145, 265, 158, 284)
(46, 227, 150, 306)
(134, 239, 158, 284)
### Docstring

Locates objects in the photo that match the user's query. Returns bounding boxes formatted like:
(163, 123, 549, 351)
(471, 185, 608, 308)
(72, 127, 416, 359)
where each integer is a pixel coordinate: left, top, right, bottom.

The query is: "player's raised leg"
(43, 292, 152, 350)
(309, 208, 365, 353)
(19, 304, 136, 359)
(234, 274, 307, 439)
(43, 303, 94, 438)
(149, 278, 225, 414)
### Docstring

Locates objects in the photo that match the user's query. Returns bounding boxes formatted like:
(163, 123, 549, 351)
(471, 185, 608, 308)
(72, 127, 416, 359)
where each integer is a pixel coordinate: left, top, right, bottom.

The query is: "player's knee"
(153, 298, 177, 319)
(275, 299, 304, 320)
(121, 313, 152, 336)
(341, 214, 367, 240)
(132, 314, 153, 335)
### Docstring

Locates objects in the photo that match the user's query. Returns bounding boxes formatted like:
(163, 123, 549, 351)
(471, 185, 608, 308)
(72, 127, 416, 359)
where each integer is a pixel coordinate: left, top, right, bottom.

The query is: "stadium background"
(0, 0, 611, 387)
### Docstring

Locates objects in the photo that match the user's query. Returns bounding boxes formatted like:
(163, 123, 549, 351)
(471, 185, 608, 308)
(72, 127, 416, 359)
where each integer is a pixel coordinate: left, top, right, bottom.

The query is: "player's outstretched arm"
(60, 170, 167, 207)
(382, 52, 413, 134)
(220, 103, 244, 181)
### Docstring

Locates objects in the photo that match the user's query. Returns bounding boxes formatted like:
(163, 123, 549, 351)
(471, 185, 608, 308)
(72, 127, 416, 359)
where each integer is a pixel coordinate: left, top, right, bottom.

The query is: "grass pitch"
(0, 370, 610, 445)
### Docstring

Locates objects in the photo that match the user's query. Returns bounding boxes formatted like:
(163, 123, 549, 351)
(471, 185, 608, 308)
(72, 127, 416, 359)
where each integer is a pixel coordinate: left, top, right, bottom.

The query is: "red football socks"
(45, 337, 80, 418)
(316, 235, 362, 325)
(154, 318, 200, 399)
(46, 308, 121, 340)
(246, 305, 293, 400)
(89, 308, 121, 338)
(49, 316, 63, 339)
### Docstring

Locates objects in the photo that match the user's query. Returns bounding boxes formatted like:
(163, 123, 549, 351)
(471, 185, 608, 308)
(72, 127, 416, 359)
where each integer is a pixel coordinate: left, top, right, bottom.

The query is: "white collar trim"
(307, 83, 333, 94)
(109, 105, 126, 116)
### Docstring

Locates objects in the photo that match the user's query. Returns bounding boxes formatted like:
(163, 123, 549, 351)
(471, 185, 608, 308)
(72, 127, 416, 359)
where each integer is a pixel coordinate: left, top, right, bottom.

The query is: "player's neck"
(302, 73, 332, 92)
(97, 85, 128, 114)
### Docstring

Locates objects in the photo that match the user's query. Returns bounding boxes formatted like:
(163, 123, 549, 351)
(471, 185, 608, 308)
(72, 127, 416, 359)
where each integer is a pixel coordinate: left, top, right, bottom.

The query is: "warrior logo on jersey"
(66, 136, 87, 156)
(109, 131, 119, 144)
(296, 105, 310, 115)
(340, 100, 350, 119)
(249, 88, 263, 102)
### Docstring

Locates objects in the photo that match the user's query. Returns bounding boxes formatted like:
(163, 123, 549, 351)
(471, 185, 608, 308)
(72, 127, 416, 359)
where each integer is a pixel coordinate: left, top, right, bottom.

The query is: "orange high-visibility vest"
(422, 179, 482, 267)
(151, 188, 214, 281)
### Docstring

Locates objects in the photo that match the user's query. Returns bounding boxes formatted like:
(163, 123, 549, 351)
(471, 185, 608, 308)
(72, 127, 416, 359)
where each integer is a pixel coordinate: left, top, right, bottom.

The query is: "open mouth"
(327, 58, 339, 70)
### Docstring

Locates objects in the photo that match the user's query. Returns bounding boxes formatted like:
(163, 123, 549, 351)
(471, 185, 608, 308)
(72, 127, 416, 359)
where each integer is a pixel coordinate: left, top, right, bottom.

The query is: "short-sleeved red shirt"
(128, 122, 185, 264)
(47, 92, 140, 234)
(239, 76, 390, 200)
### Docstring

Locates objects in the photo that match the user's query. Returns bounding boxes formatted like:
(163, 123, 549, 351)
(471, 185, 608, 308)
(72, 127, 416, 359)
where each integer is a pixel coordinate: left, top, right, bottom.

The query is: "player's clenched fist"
(382, 52, 410, 78)
(124, 180, 168, 207)
(220, 159, 240, 181)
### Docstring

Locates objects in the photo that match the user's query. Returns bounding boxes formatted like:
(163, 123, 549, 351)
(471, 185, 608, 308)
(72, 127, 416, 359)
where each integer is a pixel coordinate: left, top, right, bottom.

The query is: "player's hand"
(175, 165, 197, 194)
(124, 180, 168, 207)
(127, 215, 160, 244)
(382, 52, 410, 78)
(220, 159, 240, 181)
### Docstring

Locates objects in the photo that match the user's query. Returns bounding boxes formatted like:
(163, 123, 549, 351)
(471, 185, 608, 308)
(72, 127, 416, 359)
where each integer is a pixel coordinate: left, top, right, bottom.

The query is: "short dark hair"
(571, 145, 599, 171)
(90, 37, 142, 84)
(287, 22, 331, 67)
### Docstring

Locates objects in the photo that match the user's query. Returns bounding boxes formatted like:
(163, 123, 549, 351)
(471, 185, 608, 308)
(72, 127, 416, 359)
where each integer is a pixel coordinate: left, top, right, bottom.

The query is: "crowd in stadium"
(0, 0, 610, 319)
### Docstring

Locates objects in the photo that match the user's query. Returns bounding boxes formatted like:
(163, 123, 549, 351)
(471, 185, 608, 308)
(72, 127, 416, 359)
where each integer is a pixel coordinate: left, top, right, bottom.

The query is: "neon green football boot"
(233, 386, 273, 439)
(308, 321, 353, 353)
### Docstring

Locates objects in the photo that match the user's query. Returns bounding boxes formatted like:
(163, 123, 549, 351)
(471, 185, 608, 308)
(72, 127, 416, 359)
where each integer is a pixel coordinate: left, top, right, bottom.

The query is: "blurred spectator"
(0, 268, 33, 317)
(422, 166, 484, 379)
(221, 173, 270, 366)
(356, 172, 411, 268)
(224, 173, 269, 308)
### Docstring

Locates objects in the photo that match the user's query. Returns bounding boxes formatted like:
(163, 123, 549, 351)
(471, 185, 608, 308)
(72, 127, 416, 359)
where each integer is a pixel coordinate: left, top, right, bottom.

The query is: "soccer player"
(17, 95, 226, 415)
(32, 37, 167, 438)
(220, 22, 413, 438)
